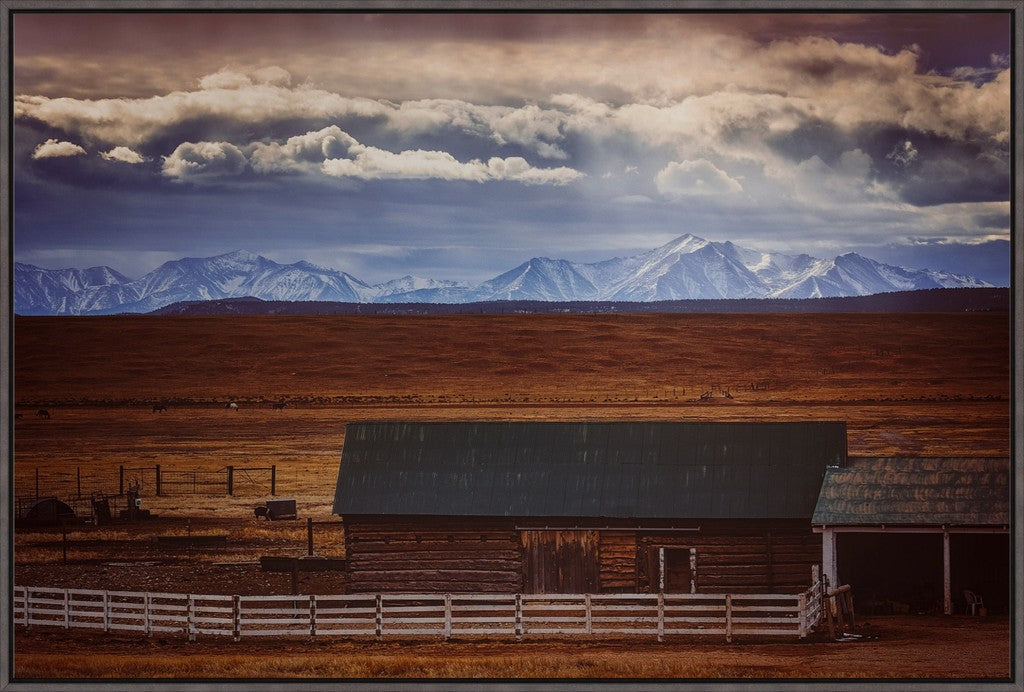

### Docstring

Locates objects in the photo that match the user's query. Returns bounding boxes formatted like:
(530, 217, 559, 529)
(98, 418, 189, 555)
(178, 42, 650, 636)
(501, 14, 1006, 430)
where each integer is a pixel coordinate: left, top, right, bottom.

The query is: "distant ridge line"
(134, 287, 1009, 316)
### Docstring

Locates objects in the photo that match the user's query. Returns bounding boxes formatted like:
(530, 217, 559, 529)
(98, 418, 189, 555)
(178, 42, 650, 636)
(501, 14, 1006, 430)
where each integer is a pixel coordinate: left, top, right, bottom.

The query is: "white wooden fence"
(14, 584, 823, 642)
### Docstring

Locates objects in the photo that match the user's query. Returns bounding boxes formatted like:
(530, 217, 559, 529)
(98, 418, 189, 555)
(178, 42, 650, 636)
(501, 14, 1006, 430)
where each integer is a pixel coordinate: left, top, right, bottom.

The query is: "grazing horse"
(36, 409, 50, 419)
(226, 402, 239, 410)
(272, 401, 287, 410)
(152, 404, 167, 413)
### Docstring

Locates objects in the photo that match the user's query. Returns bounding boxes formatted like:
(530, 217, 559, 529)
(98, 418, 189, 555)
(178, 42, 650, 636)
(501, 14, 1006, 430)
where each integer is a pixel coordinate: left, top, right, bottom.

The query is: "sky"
(11, 11, 1013, 285)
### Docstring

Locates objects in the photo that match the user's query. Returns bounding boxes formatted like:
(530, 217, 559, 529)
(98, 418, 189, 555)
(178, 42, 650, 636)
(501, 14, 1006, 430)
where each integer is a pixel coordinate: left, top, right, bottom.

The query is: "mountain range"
(14, 234, 992, 315)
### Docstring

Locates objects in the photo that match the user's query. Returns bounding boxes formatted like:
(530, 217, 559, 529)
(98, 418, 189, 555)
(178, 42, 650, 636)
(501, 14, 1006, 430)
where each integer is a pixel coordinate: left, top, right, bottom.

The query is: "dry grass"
(11, 313, 1013, 679)
(14, 616, 1012, 679)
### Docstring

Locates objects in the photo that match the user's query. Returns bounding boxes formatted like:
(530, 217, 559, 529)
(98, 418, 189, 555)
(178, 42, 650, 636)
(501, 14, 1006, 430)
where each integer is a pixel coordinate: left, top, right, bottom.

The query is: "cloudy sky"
(12, 11, 1012, 284)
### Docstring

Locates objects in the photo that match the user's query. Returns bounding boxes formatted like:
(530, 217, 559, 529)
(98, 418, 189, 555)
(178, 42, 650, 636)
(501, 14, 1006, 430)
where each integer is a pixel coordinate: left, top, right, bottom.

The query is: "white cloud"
(31, 138, 86, 159)
(249, 125, 358, 174)
(656, 159, 743, 198)
(322, 142, 582, 185)
(101, 146, 146, 164)
(162, 141, 248, 180)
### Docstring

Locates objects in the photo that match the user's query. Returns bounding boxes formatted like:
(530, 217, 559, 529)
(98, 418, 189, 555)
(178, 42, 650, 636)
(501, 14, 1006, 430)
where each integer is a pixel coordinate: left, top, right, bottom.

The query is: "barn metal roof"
(333, 421, 847, 519)
(812, 457, 1010, 526)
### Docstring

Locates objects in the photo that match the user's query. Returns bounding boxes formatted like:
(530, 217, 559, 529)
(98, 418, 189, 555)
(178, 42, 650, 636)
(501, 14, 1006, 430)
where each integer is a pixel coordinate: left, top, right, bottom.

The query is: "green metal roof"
(333, 421, 847, 519)
(812, 457, 1010, 526)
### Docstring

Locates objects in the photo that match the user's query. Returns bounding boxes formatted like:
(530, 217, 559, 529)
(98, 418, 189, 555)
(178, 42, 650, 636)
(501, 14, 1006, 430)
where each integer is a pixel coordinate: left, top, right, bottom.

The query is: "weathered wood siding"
(598, 531, 637, 592)
(342, 517, 819, 594)
(522, 530, 599, 593)
(636, 521, 820, 593)
(344, 517, 521, 593)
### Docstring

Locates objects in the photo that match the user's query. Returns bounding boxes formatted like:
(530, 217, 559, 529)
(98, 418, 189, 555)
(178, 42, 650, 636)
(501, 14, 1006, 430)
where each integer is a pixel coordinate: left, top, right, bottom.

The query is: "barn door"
(522, 530, 599, 593)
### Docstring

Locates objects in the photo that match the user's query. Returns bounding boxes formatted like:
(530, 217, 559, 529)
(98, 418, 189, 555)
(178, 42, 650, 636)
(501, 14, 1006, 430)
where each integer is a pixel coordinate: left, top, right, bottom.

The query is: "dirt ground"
(10, 312, 1014, 680)
(12, 616, 1013, 679)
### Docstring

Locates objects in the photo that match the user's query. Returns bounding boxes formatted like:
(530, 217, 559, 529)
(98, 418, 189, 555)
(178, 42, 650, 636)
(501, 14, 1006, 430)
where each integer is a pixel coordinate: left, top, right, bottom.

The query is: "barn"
(332, 421, 847, 595)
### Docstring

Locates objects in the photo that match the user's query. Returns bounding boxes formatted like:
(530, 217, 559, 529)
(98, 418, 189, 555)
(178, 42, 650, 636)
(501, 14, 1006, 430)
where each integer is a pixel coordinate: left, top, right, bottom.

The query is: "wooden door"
(665, 548, 694, 593)
(522, 530, 599, 593)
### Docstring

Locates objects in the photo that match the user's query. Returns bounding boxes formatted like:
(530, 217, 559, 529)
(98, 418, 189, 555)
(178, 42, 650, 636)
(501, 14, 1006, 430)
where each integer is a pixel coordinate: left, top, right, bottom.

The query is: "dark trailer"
(333, 421, 846, 595)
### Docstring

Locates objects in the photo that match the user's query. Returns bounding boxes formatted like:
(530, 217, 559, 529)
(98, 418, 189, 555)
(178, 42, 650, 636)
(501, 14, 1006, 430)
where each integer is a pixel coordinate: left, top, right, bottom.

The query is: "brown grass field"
(10, 312, 1014, 680)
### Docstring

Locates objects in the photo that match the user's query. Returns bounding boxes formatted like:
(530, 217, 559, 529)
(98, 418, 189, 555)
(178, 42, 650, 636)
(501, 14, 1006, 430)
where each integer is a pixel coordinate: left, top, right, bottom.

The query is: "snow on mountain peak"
(14, 237, 994, 315)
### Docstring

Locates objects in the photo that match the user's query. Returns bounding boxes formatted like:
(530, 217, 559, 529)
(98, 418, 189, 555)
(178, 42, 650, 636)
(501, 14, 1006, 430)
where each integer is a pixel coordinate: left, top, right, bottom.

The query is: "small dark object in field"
(152, 404, 166, 413)
(272, 401, 287, 409)
(36, 409, 50, 419)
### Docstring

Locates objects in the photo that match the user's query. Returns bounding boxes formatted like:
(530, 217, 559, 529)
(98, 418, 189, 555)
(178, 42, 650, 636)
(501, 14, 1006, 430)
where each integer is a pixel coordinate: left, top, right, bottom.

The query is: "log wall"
(344, 517, 522, 593)
(343, 516, 819, 594)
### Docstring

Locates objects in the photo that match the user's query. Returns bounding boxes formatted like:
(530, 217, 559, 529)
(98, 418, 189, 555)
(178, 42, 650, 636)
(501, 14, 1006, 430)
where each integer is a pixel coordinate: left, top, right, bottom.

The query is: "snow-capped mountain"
(14, 235, 992, 315)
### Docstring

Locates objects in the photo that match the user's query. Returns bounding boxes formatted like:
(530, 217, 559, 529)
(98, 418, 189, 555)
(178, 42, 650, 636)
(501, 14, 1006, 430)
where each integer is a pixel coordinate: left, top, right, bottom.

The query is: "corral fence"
(120, 465, 277, 497)
(15, 464, 277, 503)
(14, 583, 825, 642)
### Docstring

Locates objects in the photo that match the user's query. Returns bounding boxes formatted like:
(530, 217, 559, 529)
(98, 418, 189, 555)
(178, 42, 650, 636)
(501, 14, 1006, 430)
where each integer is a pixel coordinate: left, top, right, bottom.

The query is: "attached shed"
(812, 457, 1010, 614)
(333, 421, 847, 595)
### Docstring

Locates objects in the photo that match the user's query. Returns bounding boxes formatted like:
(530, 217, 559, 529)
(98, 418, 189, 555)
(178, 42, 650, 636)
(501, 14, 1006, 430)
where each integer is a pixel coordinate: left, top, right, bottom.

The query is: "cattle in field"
(36, 409, 50, 419)
(272, 402, 287, 410)
(152, 404, 167, 413)
(226, 402, 239, 410)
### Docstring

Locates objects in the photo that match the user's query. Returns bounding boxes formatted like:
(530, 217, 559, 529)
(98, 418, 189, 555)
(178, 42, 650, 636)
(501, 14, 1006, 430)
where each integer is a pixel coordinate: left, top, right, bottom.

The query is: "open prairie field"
(10, 312, 1013, 680)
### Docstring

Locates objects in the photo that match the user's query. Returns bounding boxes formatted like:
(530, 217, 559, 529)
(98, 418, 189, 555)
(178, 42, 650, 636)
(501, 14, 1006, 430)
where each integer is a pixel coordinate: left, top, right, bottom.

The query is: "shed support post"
(307, 517, 314, 556)
(943, 529, 952, 615)
(119, 465, 124, 496)
(227, 466, 234, 496)
(821, 528, 838, 592)
(271, 465, 276, 496)
(155, 464, 162, 496)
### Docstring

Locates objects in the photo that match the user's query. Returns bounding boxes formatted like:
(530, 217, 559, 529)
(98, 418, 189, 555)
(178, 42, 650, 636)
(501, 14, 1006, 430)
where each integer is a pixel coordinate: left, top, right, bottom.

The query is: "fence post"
(63, 589, 70, 629)
(309, 595, 316, 639)
(374, 594, 383, 641)
(798, 592, 807, 638)
(145, 593, 152, 636)
(187, 594, 195, 642)
(585, 594, 592, 635)
(24, 589, 31, 629)
(103, 590, 109, 633)
(307, 517, 314, 556)
(155, 465, 162, 496)
(444, 594, 452, 641)
(35, 468, 39, 499)
(725, 595, 733, 643)
(119, 465, 124, 496)
(76, 467, 81, 498)
(514, 594, 523, 642)
(271, 465, 276, 496)
(657, 593, 664, 642)
(227, 466, 234, 496)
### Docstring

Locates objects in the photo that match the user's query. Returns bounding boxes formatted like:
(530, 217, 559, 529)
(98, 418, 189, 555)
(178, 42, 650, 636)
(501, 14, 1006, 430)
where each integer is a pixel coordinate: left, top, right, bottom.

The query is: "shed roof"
(333, 421, 847, 519)
(812, 457, 1010, 526)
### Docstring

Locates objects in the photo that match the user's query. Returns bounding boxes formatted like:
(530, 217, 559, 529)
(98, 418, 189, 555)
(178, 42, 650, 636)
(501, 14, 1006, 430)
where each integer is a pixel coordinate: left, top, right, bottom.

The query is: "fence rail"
(14, 584, 823, 642)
